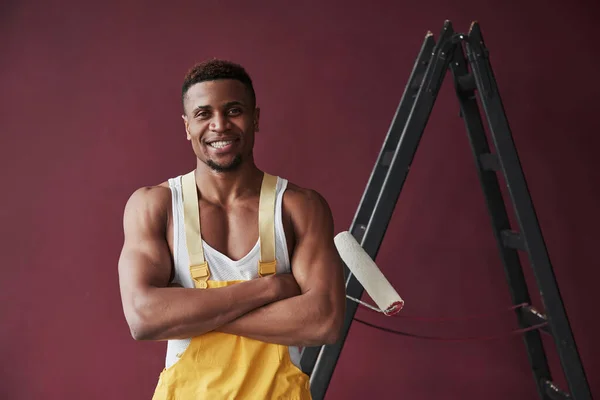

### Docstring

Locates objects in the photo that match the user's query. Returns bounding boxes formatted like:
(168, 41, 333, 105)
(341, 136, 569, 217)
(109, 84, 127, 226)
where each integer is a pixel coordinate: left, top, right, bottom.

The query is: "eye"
(227, 107, 242, 116)
(196, 111, 211, 119)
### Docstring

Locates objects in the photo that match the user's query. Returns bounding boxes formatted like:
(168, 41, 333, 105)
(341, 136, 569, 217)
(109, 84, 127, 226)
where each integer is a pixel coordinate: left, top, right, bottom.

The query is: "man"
(118, 59, 346, 399)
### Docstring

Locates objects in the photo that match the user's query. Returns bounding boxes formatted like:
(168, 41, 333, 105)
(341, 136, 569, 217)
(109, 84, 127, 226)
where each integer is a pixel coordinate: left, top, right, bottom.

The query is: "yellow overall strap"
(182, 171, 210, 289)
(258, 173, 278, 276)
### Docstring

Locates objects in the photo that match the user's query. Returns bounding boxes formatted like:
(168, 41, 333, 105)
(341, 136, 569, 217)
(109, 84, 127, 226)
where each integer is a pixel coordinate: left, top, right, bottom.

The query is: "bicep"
(119, 238, 172, 292)
(118, 189, 173, 313)
(289, 191, 345, 298)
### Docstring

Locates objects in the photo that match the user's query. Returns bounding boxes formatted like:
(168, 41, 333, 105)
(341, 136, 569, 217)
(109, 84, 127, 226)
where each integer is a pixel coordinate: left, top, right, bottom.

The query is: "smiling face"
(182, 79, 260, 173)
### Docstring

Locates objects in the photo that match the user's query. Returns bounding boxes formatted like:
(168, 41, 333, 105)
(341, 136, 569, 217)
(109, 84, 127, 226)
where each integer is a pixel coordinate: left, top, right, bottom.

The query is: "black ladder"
(299, 20, 592, 400)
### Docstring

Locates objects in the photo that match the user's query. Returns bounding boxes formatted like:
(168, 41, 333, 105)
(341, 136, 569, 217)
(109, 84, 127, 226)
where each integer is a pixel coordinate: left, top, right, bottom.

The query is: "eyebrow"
(192, 101, 246, 115)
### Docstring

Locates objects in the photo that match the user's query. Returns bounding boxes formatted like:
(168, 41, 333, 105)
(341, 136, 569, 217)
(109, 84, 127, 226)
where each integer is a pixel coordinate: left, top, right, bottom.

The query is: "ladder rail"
(466, 23, 592, 399)
(304, 23, 456, 400)
(299, 29, 437, 379)
(449, 38, 554, 400)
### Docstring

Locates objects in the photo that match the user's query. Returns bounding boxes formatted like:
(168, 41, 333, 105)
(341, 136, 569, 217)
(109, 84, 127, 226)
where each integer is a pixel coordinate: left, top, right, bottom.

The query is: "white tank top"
(164, 174, 302, 369)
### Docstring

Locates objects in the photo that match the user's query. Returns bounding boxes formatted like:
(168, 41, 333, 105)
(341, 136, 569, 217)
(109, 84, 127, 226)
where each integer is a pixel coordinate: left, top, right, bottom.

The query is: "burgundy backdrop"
(1, 1, 599, 399)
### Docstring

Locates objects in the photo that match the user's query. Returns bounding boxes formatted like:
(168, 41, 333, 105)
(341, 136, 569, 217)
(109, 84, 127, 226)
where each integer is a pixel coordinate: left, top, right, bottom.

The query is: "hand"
(268, 273, 301, 301)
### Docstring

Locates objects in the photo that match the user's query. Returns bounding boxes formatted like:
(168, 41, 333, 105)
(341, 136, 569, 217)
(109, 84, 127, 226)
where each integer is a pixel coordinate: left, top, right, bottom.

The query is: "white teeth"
(209, 140, 233, 149)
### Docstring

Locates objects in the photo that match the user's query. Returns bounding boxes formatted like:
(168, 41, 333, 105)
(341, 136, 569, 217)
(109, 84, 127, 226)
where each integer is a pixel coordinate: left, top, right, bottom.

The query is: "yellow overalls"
(152, 171, 312, 400)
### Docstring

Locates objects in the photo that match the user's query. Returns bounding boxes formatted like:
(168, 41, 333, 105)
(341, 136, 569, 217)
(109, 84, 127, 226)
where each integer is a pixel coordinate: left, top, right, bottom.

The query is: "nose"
(209, 113, 230, 133)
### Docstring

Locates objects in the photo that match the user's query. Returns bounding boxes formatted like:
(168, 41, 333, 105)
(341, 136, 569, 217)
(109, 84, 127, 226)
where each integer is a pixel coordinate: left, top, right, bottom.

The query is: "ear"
(182, 115, 191, 140)
(254, 107, 261, 132)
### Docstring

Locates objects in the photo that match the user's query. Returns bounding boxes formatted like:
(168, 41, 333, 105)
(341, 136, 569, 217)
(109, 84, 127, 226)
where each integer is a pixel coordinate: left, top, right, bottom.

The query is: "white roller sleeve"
(334, 231, 404, 316)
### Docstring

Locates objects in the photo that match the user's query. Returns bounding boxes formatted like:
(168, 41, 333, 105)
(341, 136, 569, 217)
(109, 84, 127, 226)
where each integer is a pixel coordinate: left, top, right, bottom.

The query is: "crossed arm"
(118, 184, 346, 347)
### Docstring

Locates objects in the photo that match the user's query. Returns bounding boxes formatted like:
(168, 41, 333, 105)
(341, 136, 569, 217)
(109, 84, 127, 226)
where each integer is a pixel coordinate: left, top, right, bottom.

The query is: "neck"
(194, 158, 263, 205)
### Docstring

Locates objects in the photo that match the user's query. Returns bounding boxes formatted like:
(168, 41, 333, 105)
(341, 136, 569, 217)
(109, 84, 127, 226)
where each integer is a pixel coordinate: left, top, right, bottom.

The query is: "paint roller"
(334, 231, 404, 316)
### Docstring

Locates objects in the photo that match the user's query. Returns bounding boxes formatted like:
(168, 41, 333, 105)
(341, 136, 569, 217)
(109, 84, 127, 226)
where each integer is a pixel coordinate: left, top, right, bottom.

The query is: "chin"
(206, 155, 243, 172)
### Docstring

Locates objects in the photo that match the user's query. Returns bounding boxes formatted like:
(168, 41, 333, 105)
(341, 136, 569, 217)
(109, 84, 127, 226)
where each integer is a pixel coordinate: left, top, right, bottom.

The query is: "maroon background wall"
(1, 1, 599, 399)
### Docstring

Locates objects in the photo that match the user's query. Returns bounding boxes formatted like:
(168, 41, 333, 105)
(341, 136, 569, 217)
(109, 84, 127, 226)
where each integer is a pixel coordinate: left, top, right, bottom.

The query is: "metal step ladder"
(299, 20, 592, 400)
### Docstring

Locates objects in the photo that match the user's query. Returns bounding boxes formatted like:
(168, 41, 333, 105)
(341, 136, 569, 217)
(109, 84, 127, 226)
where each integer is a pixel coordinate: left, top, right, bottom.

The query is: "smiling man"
(117, 59, 346, 399)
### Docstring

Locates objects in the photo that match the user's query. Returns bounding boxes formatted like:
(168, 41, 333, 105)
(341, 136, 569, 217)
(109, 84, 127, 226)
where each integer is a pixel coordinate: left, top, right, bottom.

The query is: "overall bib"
(152, 171, 312, 400)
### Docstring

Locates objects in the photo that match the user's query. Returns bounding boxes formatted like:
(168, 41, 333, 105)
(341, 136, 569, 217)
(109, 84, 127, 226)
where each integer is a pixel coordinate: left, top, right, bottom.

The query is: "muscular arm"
(217, 189, 346, 347)
(118, 186, 292, 341)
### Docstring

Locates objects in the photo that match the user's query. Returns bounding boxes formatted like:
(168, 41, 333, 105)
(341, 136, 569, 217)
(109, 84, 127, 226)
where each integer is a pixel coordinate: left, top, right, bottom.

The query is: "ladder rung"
(410, 72, 426, 91)
(521, 305, 550, 335)
(381, 150, 394, 167)
(479, 152, 500, 171)
(501, 230, 525, 250)
(542, 379, 571, 400)
(351, 224, 367, 243)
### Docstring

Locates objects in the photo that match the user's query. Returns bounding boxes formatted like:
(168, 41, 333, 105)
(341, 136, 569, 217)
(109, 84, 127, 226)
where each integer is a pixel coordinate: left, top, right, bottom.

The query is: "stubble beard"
(206, 154, 243, 173)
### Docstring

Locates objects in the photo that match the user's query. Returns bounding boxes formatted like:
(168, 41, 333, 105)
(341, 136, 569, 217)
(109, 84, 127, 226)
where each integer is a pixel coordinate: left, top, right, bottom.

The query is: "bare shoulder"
(283, 182, 331, 211)
(283, 181, 334, 234)
(123, 181, 172, 232)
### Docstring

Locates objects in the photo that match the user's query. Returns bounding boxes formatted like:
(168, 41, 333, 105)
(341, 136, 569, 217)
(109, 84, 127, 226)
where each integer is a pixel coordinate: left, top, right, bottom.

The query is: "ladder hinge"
(468, 47, 490, 61)
(457, 74, 476, 92)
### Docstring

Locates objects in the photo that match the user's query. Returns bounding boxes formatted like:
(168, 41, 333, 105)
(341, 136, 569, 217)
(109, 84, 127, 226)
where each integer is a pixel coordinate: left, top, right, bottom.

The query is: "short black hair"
(181, 59, 256, 112)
